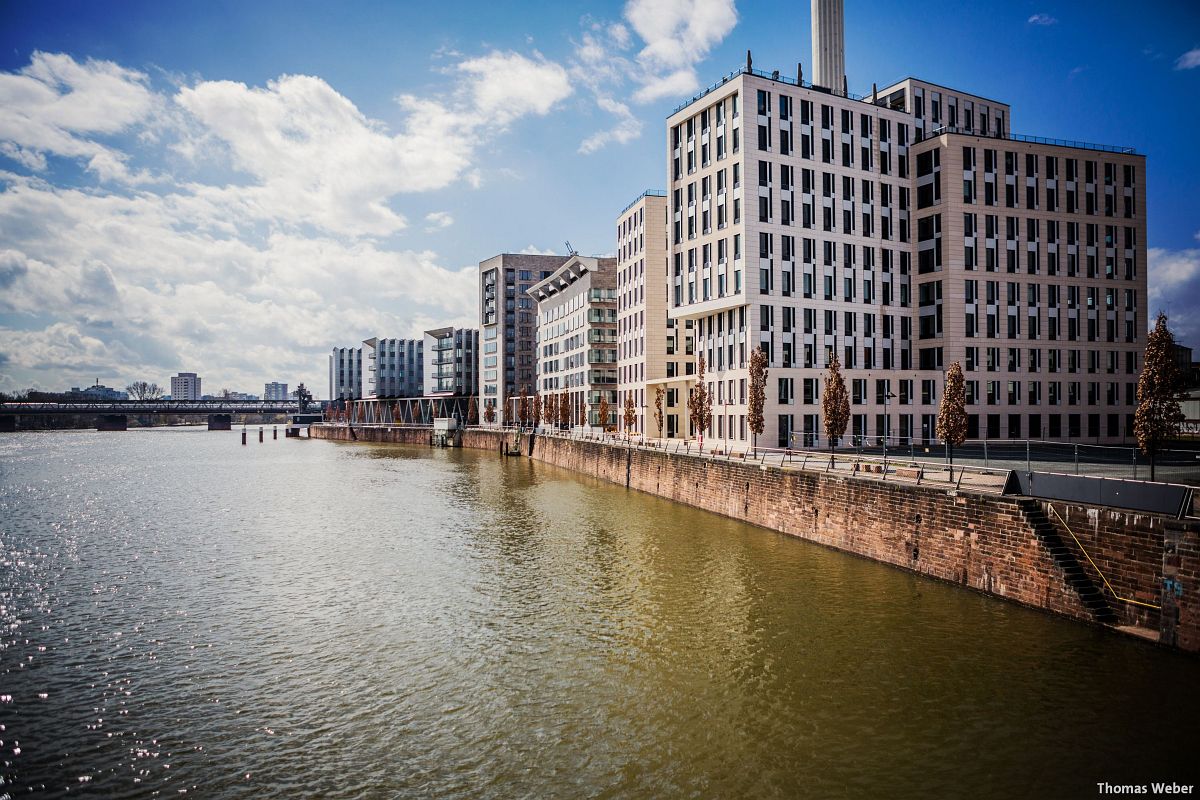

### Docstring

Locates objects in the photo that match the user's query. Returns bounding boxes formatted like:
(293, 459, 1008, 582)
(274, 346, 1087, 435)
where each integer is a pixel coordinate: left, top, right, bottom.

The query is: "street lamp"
(883, 389, 896, 461)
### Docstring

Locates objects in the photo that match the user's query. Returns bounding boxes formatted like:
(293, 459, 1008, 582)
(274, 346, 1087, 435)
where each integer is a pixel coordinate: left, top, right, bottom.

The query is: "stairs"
(1017, 499, 1118, 625)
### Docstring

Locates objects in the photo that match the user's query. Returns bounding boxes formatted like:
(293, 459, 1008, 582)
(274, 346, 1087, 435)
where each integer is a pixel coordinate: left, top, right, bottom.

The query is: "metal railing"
(670, 66, 876, 116)
(620, 189, 668, 215)
(924, 125, 1137, 155)
(1046, 503, 1160, 610)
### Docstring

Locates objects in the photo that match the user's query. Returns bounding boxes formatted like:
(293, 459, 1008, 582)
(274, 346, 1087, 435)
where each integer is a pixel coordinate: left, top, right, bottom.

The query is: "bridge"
(0, 400, 313, 432)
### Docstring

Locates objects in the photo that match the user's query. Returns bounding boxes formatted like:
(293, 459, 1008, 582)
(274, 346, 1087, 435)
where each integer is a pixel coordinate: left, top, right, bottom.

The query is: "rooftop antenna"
(564, 240, 578, 255)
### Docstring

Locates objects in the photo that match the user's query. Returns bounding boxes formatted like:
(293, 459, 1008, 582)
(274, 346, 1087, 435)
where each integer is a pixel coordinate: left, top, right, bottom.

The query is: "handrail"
(1046, 503, 1160, 610)
(924, 125, 1137, 155)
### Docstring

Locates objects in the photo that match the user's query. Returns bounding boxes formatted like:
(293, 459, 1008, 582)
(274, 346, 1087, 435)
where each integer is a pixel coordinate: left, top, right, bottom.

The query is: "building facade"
(530, 255, 618, 428)
(170, 372, 201, 401)
(329, 347, 362, 400)
(263, 382, 289, 402)
(423, 326, 479, 397)
(361, 337, 423, 400)
(662, 0, 1145, 449)
(478, 253, 570, 424)
(616, 190, 695, 438)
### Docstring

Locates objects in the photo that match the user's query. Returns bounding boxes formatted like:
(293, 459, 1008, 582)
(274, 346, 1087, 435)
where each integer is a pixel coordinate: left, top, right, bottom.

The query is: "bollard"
(259, 427, 264, 443)
(273, 426, 278, 440)
(241, 429, 247, 446)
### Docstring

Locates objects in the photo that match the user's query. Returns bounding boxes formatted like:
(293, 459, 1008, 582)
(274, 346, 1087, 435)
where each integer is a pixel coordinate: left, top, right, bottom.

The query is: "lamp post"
(883, 389, 896, 461)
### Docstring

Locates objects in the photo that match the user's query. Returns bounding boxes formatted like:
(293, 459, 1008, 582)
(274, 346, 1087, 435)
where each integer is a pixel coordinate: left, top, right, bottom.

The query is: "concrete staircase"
(1017, 499, 1118, 625)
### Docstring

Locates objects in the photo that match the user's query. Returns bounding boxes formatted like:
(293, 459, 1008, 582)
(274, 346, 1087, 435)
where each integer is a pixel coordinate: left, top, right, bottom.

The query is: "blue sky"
(1, 0, 1198, 396)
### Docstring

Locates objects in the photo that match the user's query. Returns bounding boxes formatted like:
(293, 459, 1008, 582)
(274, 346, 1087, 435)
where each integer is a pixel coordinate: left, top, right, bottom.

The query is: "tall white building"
(263, 382, 289, 401)
(170, 372, 201, 401)
(662, 0, 1145, 449)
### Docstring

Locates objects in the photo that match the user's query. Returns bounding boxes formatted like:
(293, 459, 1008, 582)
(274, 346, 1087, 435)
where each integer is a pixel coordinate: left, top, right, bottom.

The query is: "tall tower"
(810, 0, 845, 91)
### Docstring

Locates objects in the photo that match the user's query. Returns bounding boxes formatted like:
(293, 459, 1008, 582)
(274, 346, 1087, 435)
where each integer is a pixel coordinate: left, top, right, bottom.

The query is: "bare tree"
(654, 385, 665, 439)
(559, 393, 570, 429)
(579, 399, 588, 428)
(598, 395, 610, 432)
(532, 390, 541, 428)
(936, 361, 968, 471)
(822, 352, 849, 455)
(125, 381, 163, 401)
(1136, 312, 1186, 481)
(623, 392, 636, 437)
(518, 385, 530, 428)
(484, 401, 495, 424)
(467, 396, 478, 425)
(747, 345, 768, 453)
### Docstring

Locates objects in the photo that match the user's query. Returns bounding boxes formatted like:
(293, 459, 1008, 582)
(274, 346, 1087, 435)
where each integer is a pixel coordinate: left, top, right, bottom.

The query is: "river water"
(1, 427, 1197, 798)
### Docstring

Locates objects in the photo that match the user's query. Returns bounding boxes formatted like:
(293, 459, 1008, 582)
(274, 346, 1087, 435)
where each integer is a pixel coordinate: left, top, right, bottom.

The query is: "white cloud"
(578, 96, 642, 154)
(1175, 47, 1200, 70)
(1149, 246, 1200, 299)
(626, 0, 737, 104)
(424, 211, 454, 231)
(519, 244, 559, 256)
(455, 51, 571, 125)
(0, 51, 159, 183)
(1027, 13, 1058, 25)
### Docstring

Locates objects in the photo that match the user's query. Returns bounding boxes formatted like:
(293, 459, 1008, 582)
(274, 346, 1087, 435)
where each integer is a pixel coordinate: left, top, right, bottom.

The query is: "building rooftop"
(619, 189, 667, 216)
(921, 125, 1138, 156)
(669, 65, 879, 118)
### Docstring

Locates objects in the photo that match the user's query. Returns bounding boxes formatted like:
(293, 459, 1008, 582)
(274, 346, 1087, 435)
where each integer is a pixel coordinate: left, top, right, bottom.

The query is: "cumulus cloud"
(1175, 47, 1200, 70)
(578, 96, 642, 154)
(0, 47, 570, 394)
(0, 51, 159, 183)
(1027, 13, 1058, 25)
(424, 211, 454, 231)
(1149, 246, 1200, 346)
(626, 0, 738, 103)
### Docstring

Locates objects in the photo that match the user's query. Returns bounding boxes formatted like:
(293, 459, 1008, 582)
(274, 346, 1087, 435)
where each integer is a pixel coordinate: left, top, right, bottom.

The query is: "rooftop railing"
(923, 125, 1137, 155)
(620, 189, 668, 216)
(670, 66, 875, 117)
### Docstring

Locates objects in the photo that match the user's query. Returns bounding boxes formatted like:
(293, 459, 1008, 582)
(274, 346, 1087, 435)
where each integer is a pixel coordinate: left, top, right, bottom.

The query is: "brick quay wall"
(310, 424, 1199, 653)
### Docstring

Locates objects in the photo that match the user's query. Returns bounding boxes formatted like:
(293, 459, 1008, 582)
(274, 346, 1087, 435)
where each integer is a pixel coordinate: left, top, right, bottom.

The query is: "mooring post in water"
(259, 427, 264, 443)
(273, 426, 278, 440)
(241, 429, 247, 446)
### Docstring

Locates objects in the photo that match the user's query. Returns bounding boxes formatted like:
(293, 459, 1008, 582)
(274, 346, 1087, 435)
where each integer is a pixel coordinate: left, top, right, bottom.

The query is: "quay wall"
(310, 424, 1199, 652)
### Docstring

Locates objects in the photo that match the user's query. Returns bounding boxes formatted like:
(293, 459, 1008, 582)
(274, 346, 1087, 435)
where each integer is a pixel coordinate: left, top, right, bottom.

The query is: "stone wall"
(310, 424, 1199, 652)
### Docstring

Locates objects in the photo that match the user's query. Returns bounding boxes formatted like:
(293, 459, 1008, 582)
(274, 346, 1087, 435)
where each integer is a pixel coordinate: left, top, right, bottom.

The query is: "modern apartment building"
(423, 326, 479, 397)
(478, 253, 570, 424)
(328, 346, 362, 400)
(616, 190, 696, 438)
(361, 337, 423, 400)
(170, 372, 201, 401)
(529, 255, 618, 428)
(662, 0, 1145, 449)
(263, 382, 289, 402)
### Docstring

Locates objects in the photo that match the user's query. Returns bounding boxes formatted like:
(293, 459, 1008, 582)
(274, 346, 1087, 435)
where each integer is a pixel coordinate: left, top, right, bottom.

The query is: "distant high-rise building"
(263, 382, 289, 402)
(478, 253, 570, 425)
(329, 347, 362, 400)
(361, 337, 423, 399)
(170, 372, 201, 401)
(423, 327, 479, 398)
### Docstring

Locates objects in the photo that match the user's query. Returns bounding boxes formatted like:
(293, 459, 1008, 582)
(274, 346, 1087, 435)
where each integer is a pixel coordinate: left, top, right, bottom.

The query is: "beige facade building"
(530, 255, 618, 428)
(661, 0, 1146, 449)
(616, 190, 695, 438)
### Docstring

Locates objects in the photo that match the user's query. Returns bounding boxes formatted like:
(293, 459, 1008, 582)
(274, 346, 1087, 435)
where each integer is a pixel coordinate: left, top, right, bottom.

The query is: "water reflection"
(0, 429, 1196, 798)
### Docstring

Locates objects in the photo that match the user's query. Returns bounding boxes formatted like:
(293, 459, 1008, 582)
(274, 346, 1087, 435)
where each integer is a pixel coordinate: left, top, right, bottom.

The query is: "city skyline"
(1, 0, 1198, 397)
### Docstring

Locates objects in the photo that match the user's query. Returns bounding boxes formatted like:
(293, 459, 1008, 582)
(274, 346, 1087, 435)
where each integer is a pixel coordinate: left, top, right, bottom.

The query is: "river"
(1, 427, 1196, 798)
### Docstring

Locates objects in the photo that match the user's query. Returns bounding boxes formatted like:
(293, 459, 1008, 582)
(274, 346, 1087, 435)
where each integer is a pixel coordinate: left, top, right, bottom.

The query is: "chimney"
(811, 0, 845, 91)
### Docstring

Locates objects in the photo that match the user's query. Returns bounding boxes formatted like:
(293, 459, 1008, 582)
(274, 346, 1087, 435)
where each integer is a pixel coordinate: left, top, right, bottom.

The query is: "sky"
(0, 0, 1198, 398)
